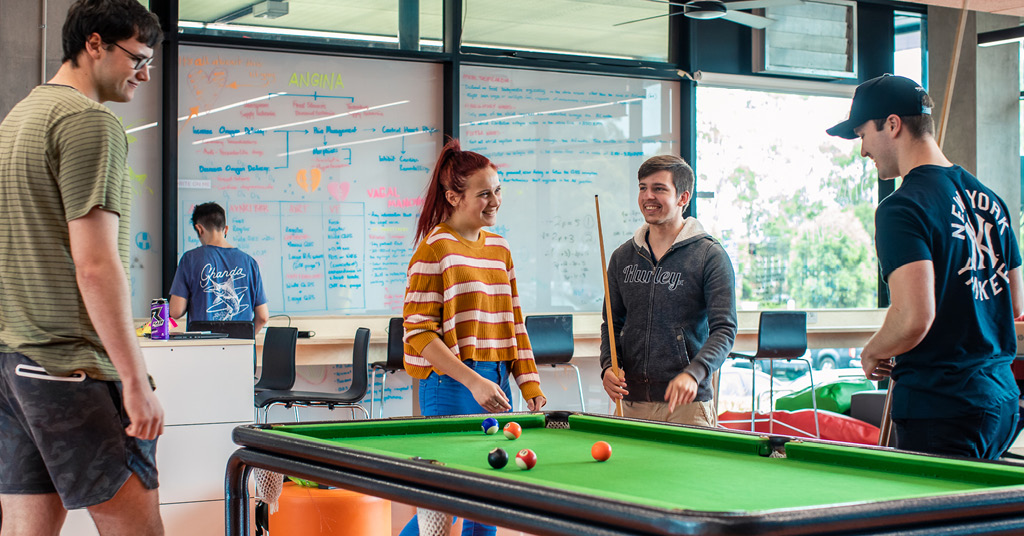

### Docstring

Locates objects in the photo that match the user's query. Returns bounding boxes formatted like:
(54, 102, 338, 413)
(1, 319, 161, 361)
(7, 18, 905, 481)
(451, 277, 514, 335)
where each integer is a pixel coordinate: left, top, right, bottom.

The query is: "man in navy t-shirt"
(170, 202, 270, 333)
(828, 75, 1024, 459)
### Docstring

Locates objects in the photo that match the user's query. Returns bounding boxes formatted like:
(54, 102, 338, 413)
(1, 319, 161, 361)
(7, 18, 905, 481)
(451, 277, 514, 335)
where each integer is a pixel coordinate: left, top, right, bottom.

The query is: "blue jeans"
(399, 361, 512, 536)
(894, 397, 1020, 460)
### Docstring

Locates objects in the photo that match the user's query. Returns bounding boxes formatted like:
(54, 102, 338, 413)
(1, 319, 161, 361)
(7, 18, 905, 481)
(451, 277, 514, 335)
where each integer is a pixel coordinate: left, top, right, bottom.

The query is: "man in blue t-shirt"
(827, 74, 1024, 459)
(170, 202, 270, 333)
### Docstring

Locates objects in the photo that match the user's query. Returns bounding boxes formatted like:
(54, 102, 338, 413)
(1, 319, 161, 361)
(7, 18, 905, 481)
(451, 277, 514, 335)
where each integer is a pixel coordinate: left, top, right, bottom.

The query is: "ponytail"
(415, 138, 496, 243)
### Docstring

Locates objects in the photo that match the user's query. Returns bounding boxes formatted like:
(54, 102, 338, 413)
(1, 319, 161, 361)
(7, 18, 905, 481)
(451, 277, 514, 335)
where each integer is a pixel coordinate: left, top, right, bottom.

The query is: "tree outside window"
(696, 86, 877, 310)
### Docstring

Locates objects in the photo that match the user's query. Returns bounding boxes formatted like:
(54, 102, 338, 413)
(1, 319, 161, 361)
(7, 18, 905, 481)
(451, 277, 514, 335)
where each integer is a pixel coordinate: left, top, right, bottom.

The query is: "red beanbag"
(719, 409, 880, 445)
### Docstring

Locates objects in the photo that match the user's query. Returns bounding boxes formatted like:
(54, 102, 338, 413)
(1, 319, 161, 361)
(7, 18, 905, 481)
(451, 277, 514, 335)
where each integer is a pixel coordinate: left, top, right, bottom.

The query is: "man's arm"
(253, 303, 270, 334)
(68, 207, 164, 440)
(169, 295, 187, 320)
(860, 260, 935, 380)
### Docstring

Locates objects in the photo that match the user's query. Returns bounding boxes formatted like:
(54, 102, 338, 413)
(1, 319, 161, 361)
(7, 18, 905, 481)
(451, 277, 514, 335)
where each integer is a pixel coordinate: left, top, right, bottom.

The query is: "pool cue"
(595, 195, 624, 417)
(936, 0, 970, 150)
(878, 374, 895, 447)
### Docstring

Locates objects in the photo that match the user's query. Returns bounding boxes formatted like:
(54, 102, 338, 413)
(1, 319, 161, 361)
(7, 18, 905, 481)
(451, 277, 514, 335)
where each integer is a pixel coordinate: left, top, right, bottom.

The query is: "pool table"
(226, 412, 1024, 535)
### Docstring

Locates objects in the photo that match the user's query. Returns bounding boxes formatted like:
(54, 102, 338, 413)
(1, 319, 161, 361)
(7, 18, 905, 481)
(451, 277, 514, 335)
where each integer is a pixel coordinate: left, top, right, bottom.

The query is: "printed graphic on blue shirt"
(199, 263, 251, 319)
(951, 189, 1012, 302)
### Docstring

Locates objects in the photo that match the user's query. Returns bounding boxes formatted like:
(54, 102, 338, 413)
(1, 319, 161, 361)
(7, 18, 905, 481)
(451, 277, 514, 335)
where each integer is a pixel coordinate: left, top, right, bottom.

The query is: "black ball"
(488, 447, 509, 469)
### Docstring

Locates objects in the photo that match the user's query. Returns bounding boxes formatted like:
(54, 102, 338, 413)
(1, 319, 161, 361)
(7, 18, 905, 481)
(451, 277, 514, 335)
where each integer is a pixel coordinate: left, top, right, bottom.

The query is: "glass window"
(462, 0, 668, 61)
(696, 84, 878, 310)
(179, 0, 443, 51)
(894, 12, 926, 86)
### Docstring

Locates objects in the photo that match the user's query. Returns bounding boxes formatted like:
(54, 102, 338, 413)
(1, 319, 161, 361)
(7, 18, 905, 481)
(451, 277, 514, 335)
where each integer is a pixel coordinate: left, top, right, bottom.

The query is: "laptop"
(168, 331, 229, 340)
(188, 320, 256, 340)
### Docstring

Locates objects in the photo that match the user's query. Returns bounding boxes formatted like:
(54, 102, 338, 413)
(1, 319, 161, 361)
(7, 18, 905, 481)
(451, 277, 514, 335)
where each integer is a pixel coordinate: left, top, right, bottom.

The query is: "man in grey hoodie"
(600, 155, 737, 425)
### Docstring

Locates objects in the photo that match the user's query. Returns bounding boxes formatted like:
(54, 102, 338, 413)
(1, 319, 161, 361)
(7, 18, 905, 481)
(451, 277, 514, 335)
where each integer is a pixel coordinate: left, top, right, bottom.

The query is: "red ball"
(591, 441, 612, 462)
(503, 421, 522, 440)
(515, 448, 537, 470)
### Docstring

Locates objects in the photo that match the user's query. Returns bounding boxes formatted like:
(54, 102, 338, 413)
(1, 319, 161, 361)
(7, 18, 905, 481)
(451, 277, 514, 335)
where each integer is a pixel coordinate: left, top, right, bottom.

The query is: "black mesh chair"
(255, 327, 371, 423)
(525, 314, 585, 411)
(717, 311, 819, 437)
(369, 317, 406, 418)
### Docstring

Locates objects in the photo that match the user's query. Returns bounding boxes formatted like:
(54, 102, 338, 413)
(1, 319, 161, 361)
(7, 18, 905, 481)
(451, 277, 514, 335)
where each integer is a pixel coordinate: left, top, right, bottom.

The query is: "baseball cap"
(826, 74, 931, 140)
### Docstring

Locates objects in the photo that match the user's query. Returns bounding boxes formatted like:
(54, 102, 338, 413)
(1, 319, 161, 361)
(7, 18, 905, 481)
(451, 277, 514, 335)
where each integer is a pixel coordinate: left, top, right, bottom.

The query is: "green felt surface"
(266, 415, 1024, 513)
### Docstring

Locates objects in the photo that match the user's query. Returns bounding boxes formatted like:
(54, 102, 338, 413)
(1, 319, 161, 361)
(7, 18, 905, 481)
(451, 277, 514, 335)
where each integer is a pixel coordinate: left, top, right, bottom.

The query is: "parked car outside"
(810, 347, 861, 370)
(730, 348, 862, 380)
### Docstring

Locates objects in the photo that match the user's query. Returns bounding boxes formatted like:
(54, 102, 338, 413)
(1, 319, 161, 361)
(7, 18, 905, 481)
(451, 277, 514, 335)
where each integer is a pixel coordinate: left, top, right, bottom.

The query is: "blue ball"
(482, 417, 499, 435)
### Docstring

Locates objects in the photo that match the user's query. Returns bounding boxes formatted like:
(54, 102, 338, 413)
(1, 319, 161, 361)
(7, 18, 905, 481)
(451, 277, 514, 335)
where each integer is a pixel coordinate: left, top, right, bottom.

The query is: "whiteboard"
(177, 45, 679, 315)
(460, 66, 679, 312)
(177, 45, 442, 315)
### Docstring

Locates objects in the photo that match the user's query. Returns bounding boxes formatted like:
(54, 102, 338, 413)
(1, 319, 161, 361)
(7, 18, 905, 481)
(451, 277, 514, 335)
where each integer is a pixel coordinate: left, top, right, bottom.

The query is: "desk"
(227, 412, 1024, 536)
(62, 338, 254, 536)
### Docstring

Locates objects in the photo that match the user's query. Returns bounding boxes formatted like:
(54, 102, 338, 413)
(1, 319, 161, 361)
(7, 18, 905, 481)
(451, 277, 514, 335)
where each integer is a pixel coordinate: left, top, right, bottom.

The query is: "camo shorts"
(0, 352, 158, 509)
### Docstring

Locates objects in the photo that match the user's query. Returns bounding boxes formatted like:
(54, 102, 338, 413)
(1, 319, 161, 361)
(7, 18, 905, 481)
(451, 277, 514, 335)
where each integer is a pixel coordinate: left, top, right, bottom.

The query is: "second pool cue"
(595, 195, 624, 417)
(878, 376, 895, 447)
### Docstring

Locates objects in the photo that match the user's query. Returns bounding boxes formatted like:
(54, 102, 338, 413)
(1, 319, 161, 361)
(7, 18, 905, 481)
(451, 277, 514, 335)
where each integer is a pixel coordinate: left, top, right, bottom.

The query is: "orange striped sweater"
(403, 223, 543, 400)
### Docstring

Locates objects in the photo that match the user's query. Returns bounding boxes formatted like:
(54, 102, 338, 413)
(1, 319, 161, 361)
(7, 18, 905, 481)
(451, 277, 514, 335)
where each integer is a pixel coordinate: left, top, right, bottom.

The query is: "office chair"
(717, 311, 819, 438)
(369, 317, 406, 418)
(525, 314, 585, 411)
(254, 327, 297, 392)
(255, 327, 371, 423)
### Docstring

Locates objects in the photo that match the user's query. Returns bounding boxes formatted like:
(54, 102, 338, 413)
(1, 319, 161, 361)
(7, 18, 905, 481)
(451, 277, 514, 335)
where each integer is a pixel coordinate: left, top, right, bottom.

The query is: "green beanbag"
(775, 378, 875, 414)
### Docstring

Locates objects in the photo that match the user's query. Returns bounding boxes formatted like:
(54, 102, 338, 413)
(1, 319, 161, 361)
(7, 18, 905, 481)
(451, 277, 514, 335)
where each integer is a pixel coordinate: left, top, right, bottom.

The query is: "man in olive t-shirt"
(0, 1, 165, 534)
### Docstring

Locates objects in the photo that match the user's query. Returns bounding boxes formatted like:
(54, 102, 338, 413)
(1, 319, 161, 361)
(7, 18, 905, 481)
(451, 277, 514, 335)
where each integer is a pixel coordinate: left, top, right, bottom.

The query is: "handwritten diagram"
(178, 46, 440, 314)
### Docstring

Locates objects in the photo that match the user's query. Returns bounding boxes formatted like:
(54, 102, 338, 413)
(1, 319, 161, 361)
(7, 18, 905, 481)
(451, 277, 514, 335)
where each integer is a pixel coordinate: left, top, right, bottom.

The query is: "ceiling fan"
(616, 0, 805, 29)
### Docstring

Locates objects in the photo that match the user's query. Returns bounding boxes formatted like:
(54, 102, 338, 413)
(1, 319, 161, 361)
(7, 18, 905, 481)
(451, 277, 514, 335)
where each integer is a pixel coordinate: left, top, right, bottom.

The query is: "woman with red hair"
(400, 138, 546, 536)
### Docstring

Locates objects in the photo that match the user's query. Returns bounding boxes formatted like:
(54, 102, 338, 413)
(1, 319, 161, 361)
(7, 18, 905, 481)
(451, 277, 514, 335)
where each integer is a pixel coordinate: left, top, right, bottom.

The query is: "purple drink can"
(150, 298, 169, 340)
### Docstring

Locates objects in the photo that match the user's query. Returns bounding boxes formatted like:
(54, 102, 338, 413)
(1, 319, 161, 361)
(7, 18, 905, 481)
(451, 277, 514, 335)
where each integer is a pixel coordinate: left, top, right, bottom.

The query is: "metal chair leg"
(369, 367, 380, 418)
(749, 359, 757, 432)
(799, 357, 820, 438)
(379, 372, 388, 418)
(566, 363, 586, 412)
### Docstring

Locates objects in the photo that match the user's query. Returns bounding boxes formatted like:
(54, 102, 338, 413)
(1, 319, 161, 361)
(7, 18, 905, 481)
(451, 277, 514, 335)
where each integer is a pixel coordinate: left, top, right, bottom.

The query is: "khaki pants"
(622, 399, 717, 427)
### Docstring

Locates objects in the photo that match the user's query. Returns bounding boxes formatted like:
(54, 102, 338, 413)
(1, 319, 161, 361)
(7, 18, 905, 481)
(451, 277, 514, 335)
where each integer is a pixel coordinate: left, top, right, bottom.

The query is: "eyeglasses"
(108, 42, 153, 70)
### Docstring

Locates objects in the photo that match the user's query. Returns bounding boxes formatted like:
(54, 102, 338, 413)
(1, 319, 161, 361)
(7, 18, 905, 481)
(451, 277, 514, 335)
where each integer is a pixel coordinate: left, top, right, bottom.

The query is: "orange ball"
(591, 440, 612, 462)
(503, 421, 522, 440)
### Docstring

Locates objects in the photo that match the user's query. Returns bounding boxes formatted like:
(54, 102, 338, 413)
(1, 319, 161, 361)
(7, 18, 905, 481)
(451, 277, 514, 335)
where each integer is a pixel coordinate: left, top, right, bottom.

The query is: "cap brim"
(826, 118, 859, 140)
